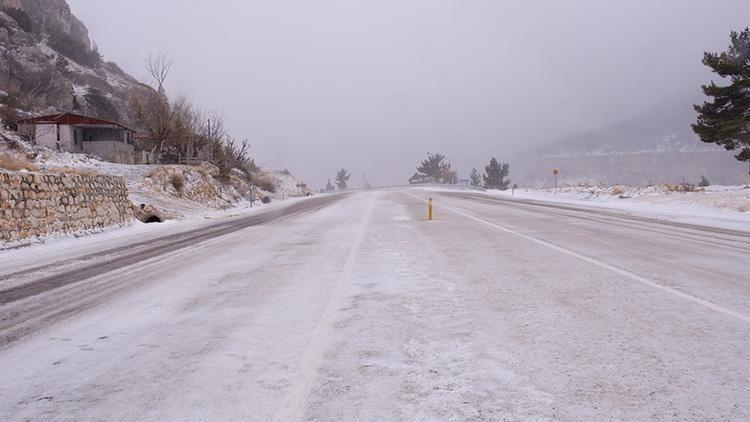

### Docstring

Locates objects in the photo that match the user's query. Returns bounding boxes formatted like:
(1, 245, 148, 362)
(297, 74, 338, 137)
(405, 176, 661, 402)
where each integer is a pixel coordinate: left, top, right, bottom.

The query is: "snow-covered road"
(1, 189, 749, 421)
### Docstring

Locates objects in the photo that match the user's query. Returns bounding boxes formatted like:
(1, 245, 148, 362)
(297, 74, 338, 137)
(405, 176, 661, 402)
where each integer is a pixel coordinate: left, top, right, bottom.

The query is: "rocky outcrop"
(0, 171, 133, 245)
(0, 0, 90, 49)
(140, 164, 243, 209)
(0, 0, 152, 126)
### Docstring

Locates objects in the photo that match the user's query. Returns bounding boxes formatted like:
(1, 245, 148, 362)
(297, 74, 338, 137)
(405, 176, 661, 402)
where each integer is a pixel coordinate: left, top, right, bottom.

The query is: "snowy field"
(479, 184, 750, 231)
(1, 189, 748, 421)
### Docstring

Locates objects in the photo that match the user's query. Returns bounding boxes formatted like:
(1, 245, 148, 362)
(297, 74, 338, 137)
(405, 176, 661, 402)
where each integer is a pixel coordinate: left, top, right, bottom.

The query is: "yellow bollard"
(428, 198, 433, 221)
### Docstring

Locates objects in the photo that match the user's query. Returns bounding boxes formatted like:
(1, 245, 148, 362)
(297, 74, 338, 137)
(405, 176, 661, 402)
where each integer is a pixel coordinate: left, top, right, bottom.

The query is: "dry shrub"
(611, 186, 625, 195)
(170, 173, 186, 192)
(666, 183, 695, 193)
(233, 180, 248, 197)
(251, 171, 277, 193)
(55, 166, 101, 176)
(0, 153, 35, 171)
(681, 183, 696, 192)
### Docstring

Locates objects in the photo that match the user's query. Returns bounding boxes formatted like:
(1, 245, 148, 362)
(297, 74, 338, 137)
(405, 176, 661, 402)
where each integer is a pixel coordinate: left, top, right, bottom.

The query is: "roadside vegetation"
(410, 153, 512, 190)
(0, 152, 35, 172)
(128, 54, 274, 193)
(693, 27, 750, 163)
(335, 168, 351, 190)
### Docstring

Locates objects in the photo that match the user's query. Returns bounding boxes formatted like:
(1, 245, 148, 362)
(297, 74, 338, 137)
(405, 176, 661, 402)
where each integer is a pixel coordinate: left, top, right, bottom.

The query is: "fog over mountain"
(513, 94, 749, 186)
(64, 0, 750, 187)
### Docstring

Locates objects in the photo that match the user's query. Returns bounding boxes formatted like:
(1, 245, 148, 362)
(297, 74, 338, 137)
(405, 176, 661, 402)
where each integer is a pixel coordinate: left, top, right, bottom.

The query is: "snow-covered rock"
(0, 3, 152, 126)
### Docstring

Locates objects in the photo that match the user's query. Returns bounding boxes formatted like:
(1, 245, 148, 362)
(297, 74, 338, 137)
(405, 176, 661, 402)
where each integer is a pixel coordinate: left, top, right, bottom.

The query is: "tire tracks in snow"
(273, 194, 375, 422)
(0, 195, 346, 347)
(0, 195, 343, 306)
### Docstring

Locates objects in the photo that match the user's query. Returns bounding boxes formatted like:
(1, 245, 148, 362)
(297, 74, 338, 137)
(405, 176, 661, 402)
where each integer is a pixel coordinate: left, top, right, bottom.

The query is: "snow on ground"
(1, 128, 317, 247)
(417, 184, 749, 231)
(497, 185, 749, 229)
(2, 128, 310, 217)
(1, 191, 748, 420)
(34, 149, 245, 219)
(271, 170, 312, 199)
(0, 195, 308, 273)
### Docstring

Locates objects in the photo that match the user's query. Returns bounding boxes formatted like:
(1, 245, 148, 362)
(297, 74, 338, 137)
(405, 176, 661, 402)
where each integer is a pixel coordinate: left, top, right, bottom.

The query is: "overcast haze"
(68, 0, 750, 188)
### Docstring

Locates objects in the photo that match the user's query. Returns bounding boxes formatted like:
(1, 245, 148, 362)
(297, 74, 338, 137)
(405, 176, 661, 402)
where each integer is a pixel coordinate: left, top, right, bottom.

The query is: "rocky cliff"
(0, 0, 89, 48)
(0, 0, 151, 126)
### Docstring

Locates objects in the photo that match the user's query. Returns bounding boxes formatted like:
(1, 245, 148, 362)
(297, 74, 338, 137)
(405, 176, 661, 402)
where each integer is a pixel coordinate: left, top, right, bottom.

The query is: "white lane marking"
(273, 195, 375, 422)
(405, 192, 750, 324)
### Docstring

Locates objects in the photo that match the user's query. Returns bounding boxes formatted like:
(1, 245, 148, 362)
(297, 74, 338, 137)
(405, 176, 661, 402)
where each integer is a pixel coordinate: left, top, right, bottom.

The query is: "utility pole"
(249, 183, 254, 207)
(553, 169, 559, 189)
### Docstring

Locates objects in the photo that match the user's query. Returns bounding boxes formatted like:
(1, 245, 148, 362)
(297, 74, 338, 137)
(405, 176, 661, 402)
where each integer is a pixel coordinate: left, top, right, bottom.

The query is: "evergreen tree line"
(410, 153, 512, 190)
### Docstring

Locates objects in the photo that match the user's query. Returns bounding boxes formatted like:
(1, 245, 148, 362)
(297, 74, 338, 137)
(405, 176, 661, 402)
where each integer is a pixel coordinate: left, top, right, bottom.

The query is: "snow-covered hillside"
(512, 99, 749, 186)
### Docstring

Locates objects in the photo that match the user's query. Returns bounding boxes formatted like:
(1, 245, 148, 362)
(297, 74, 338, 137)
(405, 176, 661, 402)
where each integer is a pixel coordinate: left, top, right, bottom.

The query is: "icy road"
(1, 189, 749, 421)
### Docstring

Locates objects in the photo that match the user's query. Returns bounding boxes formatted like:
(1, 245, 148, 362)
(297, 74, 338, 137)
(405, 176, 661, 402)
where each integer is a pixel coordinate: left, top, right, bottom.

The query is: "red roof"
(17, 113, 134, 132)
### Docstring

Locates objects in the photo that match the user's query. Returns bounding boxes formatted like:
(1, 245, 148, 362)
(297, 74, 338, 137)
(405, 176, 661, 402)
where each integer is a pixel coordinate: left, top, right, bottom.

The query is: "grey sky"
(68, 0, 750, 187)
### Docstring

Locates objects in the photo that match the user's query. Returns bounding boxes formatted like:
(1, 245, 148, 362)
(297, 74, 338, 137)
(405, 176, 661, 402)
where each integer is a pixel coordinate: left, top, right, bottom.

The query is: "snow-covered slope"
(513, 99, 749, 186)
(269, 171, 312, 199)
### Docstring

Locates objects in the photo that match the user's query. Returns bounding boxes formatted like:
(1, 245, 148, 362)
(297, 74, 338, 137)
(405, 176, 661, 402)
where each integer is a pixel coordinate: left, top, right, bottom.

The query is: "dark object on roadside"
(133, 203, 164, 223)
(261, 196, 272, 204)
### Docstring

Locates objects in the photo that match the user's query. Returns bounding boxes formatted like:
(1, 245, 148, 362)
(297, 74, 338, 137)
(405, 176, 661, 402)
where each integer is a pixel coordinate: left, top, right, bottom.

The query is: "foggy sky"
(68, 0, 750, 188)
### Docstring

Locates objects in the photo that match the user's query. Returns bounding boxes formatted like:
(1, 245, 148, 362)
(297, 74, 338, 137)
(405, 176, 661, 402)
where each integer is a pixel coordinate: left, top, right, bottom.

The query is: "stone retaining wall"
(0, 171, 133, 244)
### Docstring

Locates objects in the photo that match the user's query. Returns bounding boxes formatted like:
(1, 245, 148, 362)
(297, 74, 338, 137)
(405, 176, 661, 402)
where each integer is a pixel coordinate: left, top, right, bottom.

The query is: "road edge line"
(406, 192, 750, 324)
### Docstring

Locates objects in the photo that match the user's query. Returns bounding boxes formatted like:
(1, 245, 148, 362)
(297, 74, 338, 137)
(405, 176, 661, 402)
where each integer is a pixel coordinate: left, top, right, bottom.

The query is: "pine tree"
(699, 175, 711, 187)
(415, 153, 452, 183)
(693, 28, 750, 162)
(335, 168, 351, 190)
(325, 178, 335, 192)
(469, 168, 482, 186)
(483, 158, 511, 190)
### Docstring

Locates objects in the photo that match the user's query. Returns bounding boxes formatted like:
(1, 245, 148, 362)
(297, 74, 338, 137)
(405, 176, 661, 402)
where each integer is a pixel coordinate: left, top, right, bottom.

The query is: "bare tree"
(129, 87, 172, 163)
(146, 53, 174, 94)
(169, 96, 201, 161)
(129, 53, 175, 163)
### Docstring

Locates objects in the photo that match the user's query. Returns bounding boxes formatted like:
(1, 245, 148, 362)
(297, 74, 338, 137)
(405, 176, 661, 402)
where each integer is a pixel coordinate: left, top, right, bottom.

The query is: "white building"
(17, 113, 136, 164)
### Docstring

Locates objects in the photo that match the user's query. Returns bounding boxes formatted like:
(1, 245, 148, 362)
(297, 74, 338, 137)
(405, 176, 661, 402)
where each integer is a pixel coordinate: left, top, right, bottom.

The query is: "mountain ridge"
(0, 0, 151, 127)
(512, 98, 748, 186)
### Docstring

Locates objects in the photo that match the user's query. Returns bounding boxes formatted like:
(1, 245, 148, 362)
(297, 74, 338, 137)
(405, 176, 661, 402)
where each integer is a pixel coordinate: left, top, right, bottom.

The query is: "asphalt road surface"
(1, 189, 748, 421)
